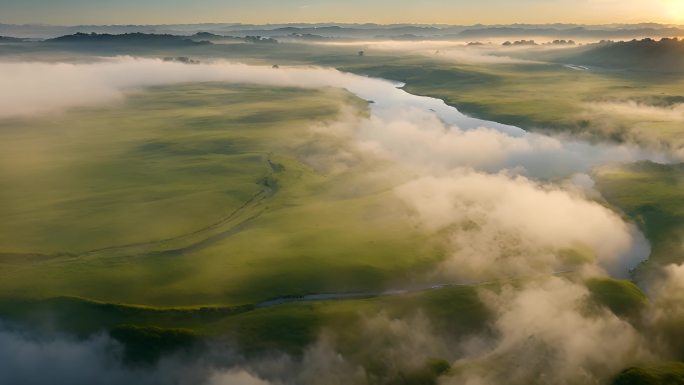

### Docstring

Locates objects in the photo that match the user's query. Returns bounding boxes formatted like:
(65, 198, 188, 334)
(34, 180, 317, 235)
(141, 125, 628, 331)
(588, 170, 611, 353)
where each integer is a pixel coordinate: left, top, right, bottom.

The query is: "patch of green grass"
(0, 296, 253, 335)
(217, 304, 323, 355)
(612, 362, 684, 385)
(386, 285, 491, 335)
(387, 358, 452, 385)
(0, 284, 491, 356)
(0, 84, 341, 254)
(0, 82, 442, 307)
(586, 278, 647, 319)
(594, 162, 684, 275)
(109, 325, 200, 365)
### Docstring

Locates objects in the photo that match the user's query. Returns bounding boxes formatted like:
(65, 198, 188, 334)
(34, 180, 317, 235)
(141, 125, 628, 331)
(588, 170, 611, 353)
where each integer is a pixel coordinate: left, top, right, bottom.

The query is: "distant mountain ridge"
(2, 22, 683, 40)
(46, 32, 211, 46)
(0, 35, 25, 42)
(455, 26, 684, 39)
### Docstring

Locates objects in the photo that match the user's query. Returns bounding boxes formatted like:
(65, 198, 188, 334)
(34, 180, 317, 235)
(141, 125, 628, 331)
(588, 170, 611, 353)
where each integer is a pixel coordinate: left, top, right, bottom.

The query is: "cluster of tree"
(559, 36, 684, 73)
(192, 32, 223, 39)
(634, 37, 680, 44)
(244, 35, 278, 44)
(190, 32, 276, 44)
(502, 40, 537, 46)
(608, 36, 684, 47)
(162, 57, 200, 64)
(660, 37, 681, 43)
(288, 33, 327, 41)
(0, 35, 24, 42)
(598, 37, 680, 45)
(545, 39, 576, 45)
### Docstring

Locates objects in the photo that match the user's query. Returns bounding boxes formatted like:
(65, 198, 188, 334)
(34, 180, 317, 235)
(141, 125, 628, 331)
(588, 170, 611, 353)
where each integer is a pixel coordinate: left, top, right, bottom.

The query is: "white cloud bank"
(447, 277, 652, 385)
(395, 171, 645, 280)
(585, 101, 684, 123)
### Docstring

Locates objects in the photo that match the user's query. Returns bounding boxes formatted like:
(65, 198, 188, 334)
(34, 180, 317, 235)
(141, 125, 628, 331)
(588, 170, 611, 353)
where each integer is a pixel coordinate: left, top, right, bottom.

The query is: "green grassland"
(0, 289, 482, 384)
(0, 76, 489, 372)
(0, 284, 490, 352)
(613, 362, 684, 385)
(0, 83, 440, 307)
(0, 275, 647, 373)
(595, 162, 684, 276)
(594, 163, 684, 380)
(5, 42, 682, 286)
(587, 278, 648, 320)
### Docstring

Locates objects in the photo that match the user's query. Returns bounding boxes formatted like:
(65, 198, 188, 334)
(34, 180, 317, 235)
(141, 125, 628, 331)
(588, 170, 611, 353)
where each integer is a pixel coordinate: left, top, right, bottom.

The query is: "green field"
(595, 162, 684, 276)
(613, 362, 684, 385)
(0, 83, 442, 307)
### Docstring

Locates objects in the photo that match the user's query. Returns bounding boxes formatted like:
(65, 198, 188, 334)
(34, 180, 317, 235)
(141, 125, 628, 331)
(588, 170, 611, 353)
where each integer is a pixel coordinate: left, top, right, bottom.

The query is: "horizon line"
(2, 21, 682, 28)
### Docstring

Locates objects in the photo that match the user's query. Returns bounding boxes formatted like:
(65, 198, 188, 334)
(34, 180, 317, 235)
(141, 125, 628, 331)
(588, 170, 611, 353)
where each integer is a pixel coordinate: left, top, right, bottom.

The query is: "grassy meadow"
(595, 162, 684, 276)
(0, 83, 441, 307)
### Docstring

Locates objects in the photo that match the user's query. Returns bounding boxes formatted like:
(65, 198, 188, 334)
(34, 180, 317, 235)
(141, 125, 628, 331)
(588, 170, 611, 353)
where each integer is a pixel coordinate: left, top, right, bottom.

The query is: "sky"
(0, 0, 683, 25)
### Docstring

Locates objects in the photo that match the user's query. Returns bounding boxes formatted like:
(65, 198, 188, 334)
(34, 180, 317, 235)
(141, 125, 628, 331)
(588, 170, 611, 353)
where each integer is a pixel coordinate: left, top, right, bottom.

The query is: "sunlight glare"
(665, 0, 684, 22)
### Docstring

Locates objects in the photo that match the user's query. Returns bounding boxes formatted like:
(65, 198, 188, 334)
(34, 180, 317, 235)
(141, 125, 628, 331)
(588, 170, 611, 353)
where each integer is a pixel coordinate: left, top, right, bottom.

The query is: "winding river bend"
(243, 67, 663, 307)
(3, 58, 668, 289)
(331, 67, 659, 277)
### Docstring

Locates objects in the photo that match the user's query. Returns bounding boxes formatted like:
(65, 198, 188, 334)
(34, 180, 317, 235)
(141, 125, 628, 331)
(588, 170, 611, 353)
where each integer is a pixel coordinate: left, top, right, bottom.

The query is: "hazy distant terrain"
(1, 22, 683, 40)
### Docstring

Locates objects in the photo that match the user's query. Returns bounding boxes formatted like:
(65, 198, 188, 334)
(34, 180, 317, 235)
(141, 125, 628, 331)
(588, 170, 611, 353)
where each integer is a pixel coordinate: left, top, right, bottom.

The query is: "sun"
(664, 0, 684, 22)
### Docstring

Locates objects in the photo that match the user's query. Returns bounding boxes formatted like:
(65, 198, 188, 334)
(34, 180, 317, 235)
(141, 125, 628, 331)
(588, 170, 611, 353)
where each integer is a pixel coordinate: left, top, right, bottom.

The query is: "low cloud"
(447, 277, 652, 385)
(0, 57, 393, 118)
(308, 40, 540, 64)
(585, 101, 684, 123)
(395, 171, 643, 280)
(353, 105, 666, 179)
(0, 327, 157, 385)
(645, 263, 684, 359)
(579, 101, 684, 157)
(0, 274, 668, 385)
(208, 371, 272, 385)
(0, 316, 441, 385)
